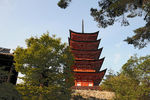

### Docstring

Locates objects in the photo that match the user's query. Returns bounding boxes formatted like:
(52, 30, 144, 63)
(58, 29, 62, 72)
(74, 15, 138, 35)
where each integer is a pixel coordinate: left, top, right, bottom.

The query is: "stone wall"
(72, 90, 115, 100)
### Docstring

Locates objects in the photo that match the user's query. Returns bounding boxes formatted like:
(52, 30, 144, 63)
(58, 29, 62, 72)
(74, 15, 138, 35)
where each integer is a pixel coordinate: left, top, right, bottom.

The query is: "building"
(0, 47, 18, 84)
(69, 30, 107, 90)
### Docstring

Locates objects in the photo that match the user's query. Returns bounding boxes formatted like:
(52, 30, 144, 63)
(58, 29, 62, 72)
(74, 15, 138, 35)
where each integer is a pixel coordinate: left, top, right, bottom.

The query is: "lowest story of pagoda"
(69, 29, 107, 90)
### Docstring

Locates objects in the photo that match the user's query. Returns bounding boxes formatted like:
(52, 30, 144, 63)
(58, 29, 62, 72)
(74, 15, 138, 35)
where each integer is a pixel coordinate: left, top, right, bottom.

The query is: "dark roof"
(0, 47, 10, 53)
(69, 29, 99, 34)
(69, 38, 101, 43)
(71, 47, 103, 51)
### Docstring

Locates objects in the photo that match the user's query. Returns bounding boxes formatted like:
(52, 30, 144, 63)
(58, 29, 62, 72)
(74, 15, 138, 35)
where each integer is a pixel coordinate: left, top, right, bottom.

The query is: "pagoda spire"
(82, 19, 84, 33)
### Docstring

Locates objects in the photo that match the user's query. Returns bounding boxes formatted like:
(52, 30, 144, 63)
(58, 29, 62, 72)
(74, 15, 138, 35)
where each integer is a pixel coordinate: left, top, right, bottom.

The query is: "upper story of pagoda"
(69, 29, 105, 72)
(70, 30, 99, 41)
(69, 30, 101, 51)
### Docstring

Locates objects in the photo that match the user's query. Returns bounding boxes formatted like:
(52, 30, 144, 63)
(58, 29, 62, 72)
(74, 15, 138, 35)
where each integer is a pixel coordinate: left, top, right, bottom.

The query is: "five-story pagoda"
(69, 27, 107, 90)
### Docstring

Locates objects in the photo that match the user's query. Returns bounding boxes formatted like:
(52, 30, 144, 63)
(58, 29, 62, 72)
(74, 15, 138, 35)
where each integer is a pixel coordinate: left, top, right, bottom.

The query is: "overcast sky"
(0, 0, 150, 81)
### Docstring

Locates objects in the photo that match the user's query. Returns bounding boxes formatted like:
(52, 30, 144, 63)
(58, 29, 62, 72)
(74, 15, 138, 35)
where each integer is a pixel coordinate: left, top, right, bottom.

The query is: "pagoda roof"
(0, 47, 10, 53)
(70, 30, 99, 41)
(0, 53, 14, 61)
(75, 57, 105, 61)
(70, 29, 99, 34)
(71, 48, 102, 51)
(72, 58, 105, 71)
(0, 53, 14, 66)
(0, 53, 13, 56)
(69, 38, 100, 42)
(69, 38, 100, 50)
(74, 69, 107, 81)
(0, 52, 18, 85)
(69, 29, 107, 88)
(71, 48, 103, 60)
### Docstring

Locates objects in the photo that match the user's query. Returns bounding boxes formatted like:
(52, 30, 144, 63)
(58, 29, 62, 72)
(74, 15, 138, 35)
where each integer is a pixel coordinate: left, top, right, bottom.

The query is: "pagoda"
(0, 47, 18, 84)
(69, 26, 107, 90)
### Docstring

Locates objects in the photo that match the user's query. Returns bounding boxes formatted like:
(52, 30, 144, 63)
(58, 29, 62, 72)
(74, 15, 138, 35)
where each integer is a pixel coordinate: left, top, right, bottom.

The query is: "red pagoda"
(69, 29, 107, 90)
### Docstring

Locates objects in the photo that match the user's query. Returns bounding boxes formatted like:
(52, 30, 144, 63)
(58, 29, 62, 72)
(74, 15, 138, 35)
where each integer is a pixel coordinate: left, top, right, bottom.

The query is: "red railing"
(72, 86, 101, 90)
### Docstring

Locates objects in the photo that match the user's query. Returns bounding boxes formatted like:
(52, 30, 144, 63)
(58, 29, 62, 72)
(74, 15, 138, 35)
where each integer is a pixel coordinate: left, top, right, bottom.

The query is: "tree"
(14, 33, 74, 100)
(58, 0, 150, 49)
(0, 83, 22, 100)
(101, 74, 140, 100)
(101, 55, 150, 100)
(122, 55, 150, 100)
(0, 66, 22, 100)
(57, 0, 72, 9)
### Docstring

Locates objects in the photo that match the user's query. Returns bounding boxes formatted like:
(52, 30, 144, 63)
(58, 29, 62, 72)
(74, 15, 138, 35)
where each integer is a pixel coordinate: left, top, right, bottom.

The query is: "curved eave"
(72, 57, 105, 71)
(69, 38, 101, 43)
(69, 38, 100, 50)
(69, 30, 99, 41)
(71, 48, 103, 60)
(0, 53, 14, 60)
(97, 57, 105, 71)
(74, 69, 107, 81)
(71, 48, 103, 51)
(0, 53, 13, 56)
(75, 57, 105, 61)
(69, 29, 99, 35)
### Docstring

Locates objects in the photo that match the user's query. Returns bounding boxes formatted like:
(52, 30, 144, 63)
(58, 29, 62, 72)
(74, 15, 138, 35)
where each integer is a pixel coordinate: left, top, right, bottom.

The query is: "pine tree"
(58, 0, 150, 49)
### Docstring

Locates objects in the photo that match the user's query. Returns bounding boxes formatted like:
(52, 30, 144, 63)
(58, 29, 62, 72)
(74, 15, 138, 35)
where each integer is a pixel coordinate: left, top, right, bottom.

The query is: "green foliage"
(101, 55, 150, 100)
(91, 0, 150, 49)
(122, 55, 150, 100)
(58, 0, 71, 9)
(0, 66, 21, 100)
(101, 74, 140, 100)
(72, 95, 85, 100)
(58, 0, 150, 49)
(0, 83, 22, 100)
(14, 32, 74, 100)
(124, 23, 150, 49)
(122, 55, 150, 84)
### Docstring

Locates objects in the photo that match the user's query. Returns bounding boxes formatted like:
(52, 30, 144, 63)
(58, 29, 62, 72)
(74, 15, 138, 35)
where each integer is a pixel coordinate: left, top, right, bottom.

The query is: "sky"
(0, 0, 150, 82)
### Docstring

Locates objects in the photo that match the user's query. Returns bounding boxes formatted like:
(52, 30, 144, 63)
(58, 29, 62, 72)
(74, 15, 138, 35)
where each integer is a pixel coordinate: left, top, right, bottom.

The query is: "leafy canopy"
(14, 32, 74, 100)
(0, 83, 22, 100)
(58, 0, 150, 49)
(101, 55, 150, 100)
(58, 0, 71, 9)
(0, 66, 22, 100)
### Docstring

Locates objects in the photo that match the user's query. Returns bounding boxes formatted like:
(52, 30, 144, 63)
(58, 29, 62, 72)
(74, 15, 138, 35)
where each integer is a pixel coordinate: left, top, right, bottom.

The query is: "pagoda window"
(89, 83, 93, 86)
(77, 82, 81, 86)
